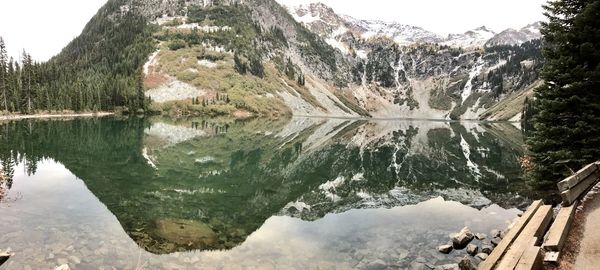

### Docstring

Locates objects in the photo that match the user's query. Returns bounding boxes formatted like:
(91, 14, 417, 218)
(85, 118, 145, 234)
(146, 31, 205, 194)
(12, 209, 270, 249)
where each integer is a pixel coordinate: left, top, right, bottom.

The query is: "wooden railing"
(478, 161, 600, 270)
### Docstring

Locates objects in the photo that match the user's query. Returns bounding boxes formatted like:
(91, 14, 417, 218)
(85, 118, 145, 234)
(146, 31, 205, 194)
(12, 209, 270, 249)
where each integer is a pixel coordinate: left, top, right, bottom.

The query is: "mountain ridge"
(23, 0, 544, 122)
(285, 2, 542, 49)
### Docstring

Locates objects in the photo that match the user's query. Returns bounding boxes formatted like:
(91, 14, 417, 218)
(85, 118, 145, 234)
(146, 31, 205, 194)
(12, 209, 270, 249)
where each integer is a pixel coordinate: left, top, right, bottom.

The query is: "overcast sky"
(0, 0, 546, 61)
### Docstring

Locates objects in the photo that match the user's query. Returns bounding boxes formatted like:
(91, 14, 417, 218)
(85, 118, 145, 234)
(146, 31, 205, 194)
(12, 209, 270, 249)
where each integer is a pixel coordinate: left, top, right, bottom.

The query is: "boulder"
(475, 233, 487, 240)
(490, 237, 502, 247)
(451, 227, 474, 249)
(458, 256, 476, 270)
(438, 244, 453, 254)
(481, 245, 493, 254)
(476, 253, 489, 260)
(466, 244, 478, 256)
(490, 229, 501, 238)
(55, 265, 70, 270)
(154, 218, 217, 248)
(437, 263, 459, 270)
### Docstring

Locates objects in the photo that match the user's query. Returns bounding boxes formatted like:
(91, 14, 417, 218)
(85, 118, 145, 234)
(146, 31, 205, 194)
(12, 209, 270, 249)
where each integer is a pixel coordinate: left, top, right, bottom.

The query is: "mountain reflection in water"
(0, 116, 529, 269)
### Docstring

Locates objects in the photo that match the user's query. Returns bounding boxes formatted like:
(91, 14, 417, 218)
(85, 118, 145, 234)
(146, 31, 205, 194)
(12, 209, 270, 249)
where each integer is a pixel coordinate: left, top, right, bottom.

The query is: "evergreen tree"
(528, 0, 600, 187)
(0, 37, 7, 112)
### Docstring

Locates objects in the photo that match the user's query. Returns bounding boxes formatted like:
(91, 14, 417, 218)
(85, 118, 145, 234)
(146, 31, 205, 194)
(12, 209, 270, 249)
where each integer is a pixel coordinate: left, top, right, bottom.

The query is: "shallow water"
(0, 116, 530, 269)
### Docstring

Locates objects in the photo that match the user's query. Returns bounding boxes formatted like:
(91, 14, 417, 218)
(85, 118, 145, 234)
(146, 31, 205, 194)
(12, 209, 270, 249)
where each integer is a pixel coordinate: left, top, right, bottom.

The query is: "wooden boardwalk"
(478, 161, 600, 270)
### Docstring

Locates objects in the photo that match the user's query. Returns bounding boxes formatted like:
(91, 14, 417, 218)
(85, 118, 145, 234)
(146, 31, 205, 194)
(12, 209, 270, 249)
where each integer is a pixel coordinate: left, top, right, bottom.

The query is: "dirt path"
(549, 183, 600, 270)
(574, 187, 600, 270)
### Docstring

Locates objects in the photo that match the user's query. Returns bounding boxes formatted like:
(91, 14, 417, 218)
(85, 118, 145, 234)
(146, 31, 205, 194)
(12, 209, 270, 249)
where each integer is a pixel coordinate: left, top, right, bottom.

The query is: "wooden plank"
(515, 246, 543, 270)
(558, 163, 598, 192)
(543, 202, 578, 251)
(544, 251, 560, 264)
(477, 200, 543, 270)
(494, 205, 553, 270)
(561, 170, 600, 206)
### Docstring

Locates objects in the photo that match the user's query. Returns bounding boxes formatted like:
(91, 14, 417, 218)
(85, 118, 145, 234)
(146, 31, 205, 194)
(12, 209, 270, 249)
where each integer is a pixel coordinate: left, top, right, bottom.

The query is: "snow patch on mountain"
(485, 22, 542, 47)
(443, 26, 497, 48)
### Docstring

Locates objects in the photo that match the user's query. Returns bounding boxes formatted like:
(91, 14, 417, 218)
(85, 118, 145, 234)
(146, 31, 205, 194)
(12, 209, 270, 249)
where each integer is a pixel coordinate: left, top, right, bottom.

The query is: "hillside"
(0, 0, 544, 121)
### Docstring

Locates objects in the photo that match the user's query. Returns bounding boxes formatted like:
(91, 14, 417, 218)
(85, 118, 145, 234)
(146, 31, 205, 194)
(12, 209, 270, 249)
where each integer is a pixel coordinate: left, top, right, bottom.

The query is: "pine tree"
(528, 0, 600, 187)
(0, 37, 7, 112)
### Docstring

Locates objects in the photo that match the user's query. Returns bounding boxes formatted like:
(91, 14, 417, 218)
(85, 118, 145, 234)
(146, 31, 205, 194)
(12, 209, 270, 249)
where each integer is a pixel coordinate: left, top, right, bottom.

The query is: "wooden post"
(515, 246, 543, 270)
(494, 205, 553, 270)
(558, 163, 598, 192)
(561, 170, 600, 206)
(478, 200, 543, 270)
(543, 202, 578, 252)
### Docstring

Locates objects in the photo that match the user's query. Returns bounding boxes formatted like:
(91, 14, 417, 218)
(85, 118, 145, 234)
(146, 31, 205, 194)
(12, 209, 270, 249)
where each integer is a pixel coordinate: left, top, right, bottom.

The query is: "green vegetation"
(528, 0, 600, 187)
(484, 40, 543, 97)
(0, 0, 156, 114)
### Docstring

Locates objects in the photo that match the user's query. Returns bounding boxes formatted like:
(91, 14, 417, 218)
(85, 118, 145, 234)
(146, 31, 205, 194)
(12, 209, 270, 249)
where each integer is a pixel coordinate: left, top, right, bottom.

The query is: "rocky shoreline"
(436, 226, 512, 270)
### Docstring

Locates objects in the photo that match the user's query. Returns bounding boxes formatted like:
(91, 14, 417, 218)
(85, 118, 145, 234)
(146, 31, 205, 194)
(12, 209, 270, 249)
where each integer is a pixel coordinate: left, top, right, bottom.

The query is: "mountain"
(33, 0, 543, 121)
(285, 3, 541, 49)
(284, 2, 544, 121)
(485, 22, 543, 47)
(442, 26, 497, 48)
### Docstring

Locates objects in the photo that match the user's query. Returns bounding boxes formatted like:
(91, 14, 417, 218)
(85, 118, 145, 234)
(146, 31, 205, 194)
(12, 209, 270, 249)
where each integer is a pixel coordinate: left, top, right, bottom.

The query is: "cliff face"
(286, 2, 544, 120)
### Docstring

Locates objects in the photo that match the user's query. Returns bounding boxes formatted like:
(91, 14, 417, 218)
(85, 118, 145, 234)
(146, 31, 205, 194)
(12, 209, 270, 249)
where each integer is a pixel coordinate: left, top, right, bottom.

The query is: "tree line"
(0, 2, 155, 114)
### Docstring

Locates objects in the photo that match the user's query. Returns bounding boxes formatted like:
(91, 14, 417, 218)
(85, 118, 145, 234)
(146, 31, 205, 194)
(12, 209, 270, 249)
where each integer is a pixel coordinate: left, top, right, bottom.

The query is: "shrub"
(168, 39, 187, 51)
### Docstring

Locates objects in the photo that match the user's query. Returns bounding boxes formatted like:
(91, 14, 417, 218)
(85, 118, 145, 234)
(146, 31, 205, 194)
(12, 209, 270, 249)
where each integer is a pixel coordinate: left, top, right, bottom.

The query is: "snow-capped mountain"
(287, 3, 443, 47)
(485, 22, 543, 47)
(442, 26, 497, 48)
(286, 2, 541, 49)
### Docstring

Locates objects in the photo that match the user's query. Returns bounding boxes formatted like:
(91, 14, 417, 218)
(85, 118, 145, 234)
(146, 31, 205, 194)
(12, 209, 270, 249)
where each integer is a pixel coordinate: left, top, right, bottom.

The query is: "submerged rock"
(55, 265, 70, 270)
(490, 229, 501, 238)
(481, 245, 493, 254)
(466, 244, 478, 256)
(458, 256, 475, 270)
(451, 227, 474, 249)
(476, 253, 489, 260)
(154, 218, 217, 248)
(437, 263, 459, 270)
(438, 244, 453, 254)
(490, 237, 502, 247)
(475, 233, 487, 240)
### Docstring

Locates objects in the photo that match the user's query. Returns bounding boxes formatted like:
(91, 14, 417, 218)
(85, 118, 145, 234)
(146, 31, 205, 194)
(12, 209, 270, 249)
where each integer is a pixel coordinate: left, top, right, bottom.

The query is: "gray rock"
(451, 227, 474, 249)
(490, 229, 501, 238)
(466, 244, 478, 256)
(47, 253, 55, 260)
(55, 265, 70, 270)
(437, 263, 459, 270)
(458, 256, 475, 270)
(365, 259, 387, 270)
(491, 237, 502, 247)
(57, 258, 68, 266)
(476, 253, 489, 260)
(475, 233, 487, 240)
(481, 245, 493, 254)
(438, 244, 453, 254)
(68, 255, 81, 264)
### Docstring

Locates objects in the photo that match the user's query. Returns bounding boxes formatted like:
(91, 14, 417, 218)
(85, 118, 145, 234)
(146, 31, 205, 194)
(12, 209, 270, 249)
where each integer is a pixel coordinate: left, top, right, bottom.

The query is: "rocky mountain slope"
(53, 0, 544, 120)
(286, 2, 544, 120)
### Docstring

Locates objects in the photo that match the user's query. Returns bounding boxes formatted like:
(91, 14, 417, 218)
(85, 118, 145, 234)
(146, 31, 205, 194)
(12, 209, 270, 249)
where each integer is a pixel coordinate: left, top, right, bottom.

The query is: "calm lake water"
(0, 116, 531, 269)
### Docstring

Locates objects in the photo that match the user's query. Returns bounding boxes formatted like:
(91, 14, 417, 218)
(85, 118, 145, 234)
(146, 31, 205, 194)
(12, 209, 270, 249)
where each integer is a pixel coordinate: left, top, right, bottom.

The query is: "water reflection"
(0, 116, 529, 269)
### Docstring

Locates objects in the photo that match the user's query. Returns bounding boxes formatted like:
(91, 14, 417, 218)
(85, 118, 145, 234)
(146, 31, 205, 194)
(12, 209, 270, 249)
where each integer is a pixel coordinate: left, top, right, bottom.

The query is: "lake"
(0, 116, 532, 269)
